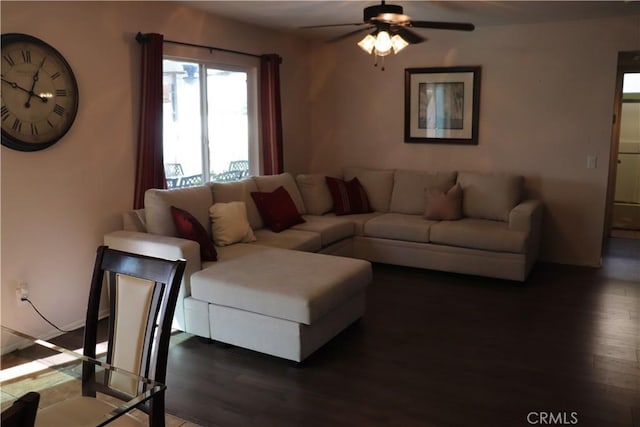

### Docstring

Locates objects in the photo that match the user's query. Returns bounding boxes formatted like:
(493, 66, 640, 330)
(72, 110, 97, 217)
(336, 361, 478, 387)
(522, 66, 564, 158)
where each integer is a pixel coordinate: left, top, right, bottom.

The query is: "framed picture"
(404, 66, 481, 144)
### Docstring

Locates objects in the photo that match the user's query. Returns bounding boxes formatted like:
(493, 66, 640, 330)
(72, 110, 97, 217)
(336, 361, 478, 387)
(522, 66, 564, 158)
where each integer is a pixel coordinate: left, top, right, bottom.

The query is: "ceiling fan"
(303, 1, 475, 68)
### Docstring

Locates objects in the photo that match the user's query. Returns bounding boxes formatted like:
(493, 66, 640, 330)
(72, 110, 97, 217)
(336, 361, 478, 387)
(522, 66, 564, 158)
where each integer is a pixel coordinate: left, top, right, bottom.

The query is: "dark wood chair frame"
(82, 246, 186, 427)
(1, 392, 40, 427)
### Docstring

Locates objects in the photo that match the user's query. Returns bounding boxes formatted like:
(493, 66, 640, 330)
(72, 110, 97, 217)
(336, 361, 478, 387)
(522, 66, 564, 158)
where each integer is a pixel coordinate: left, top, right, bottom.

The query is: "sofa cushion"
(364, 213, 437, 243)
(211, 178, 263, 230)
(209, 202, 256, 246)
(390, 169, 458, 214)
(424, 183, 462, 221)
(325, 177, 373, 215)
(430, 218, 527, 253)
(324, 212, 383, 236)
(251, 229, 322, 252)
(251, 186, 305, 232)
(171, 206, 218, 261)
(343, 167, 395, 212)
(296, 173, 338, 215)
(145, 186, 214, 237)
(457, 172, 523, 222)
(253, 172, 306, 214)
(292, 215, 354, 247)
(190, 245, 371, 324)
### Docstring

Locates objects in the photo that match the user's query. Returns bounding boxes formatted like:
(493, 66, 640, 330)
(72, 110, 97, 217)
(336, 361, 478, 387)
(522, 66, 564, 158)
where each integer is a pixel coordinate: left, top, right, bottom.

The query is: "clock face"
(1, 33, 79, 151)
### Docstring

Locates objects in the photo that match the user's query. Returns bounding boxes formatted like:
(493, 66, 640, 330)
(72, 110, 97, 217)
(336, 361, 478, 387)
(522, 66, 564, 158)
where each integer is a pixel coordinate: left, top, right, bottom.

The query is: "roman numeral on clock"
(56, 89, 68, 97)
(1, 106, 9, 121)
(12, 118, 22, 132)
(53, 104, 65, 116)
(22, 50, 31, 63)
(3, 54, 15, 67)
(31, 123, 39, 135)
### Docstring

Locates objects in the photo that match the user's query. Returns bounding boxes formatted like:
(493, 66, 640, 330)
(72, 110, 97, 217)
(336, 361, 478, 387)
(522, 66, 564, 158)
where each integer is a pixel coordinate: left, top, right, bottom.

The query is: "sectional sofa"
(104, 167, 542, 361)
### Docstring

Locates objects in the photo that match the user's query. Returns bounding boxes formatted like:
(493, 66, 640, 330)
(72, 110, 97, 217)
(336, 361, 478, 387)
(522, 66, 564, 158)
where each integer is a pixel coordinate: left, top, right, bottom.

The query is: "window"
(162, 58, 258, 188)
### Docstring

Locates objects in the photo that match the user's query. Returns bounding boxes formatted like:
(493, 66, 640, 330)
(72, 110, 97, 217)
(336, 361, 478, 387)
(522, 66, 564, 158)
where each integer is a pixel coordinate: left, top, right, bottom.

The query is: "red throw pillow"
(251, 186, 305, 232)
(170, 206, 217, 261)
(325, 176, 373, 215)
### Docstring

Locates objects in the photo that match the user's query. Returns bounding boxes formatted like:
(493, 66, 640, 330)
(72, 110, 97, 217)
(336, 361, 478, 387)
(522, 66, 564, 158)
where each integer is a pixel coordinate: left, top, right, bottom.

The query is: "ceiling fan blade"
(393, 26, 426, 44)
(326, 26, 374, 43)
(410, 20, 475, 31)
(300, 23, 365, 29)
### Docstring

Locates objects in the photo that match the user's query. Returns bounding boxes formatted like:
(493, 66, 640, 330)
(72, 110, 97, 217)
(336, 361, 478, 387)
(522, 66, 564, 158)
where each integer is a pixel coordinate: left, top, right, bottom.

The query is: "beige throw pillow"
(209, 202, 256, 246)
(424, 184, 462, 221)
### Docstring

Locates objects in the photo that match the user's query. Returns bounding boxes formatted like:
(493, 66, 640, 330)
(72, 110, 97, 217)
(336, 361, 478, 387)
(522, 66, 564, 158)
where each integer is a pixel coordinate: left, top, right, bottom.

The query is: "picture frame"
(404, 66, 481, 144)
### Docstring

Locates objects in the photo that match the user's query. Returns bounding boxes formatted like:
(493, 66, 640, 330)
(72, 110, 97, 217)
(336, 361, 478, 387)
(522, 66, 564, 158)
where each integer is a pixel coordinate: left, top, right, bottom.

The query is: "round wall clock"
(1, 33, 79, 152)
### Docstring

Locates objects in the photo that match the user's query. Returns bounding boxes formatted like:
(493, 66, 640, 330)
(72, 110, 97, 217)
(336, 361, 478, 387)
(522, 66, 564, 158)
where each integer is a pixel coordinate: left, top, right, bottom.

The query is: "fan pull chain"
(373, 54, 386, 71)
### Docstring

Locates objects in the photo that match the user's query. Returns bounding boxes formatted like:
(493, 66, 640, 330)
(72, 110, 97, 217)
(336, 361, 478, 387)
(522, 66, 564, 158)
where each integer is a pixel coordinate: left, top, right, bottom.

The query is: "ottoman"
(187, 244, 372, 362)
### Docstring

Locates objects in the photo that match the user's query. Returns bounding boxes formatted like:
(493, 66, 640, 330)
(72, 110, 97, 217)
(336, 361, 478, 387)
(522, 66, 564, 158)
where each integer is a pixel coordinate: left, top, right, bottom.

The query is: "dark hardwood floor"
(41, 238, 639, 426)
(161, 238, 639, 427)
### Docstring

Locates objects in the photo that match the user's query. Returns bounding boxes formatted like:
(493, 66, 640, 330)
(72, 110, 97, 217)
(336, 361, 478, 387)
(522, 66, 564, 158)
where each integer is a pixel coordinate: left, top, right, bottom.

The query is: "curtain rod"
(135, 32, 262, 59)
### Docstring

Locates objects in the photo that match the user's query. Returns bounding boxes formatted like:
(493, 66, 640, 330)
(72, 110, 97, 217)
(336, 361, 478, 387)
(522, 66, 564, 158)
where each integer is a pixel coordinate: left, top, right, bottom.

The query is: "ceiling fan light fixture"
(373, 30, 392, 56)
(358, 31, 408, 57)
(357, 34, 376, 54)
(391, 34, 408, 54)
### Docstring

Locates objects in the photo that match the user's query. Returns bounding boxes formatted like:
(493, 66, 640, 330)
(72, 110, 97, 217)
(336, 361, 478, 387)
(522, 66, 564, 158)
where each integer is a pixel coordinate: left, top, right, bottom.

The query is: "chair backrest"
(82, 246, 186, 424)
(164, 163, 184, 177)
(1, 392, 40, 427)
(228, 160, 248, 171)
(212, 170, 242, 182)
(179, 174, 203, 188)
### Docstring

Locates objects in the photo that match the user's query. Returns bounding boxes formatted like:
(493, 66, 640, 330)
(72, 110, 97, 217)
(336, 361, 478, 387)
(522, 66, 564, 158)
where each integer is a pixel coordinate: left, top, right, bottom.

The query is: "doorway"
(605, 51, 640, 240)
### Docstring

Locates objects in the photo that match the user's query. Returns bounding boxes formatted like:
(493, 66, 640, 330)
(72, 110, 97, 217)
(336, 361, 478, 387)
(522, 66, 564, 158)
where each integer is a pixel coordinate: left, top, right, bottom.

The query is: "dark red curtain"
(134, 33, 165, 209)
(259, 54, 284, 175)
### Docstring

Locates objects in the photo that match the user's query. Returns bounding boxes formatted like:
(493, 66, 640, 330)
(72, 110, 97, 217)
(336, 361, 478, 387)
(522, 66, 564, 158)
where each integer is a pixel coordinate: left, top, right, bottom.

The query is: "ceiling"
(183, 1, 639, 39)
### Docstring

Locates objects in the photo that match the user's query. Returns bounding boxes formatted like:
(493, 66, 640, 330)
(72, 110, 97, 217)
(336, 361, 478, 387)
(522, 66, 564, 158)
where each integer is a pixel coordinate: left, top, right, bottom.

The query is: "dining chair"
(228, 160, 250, 178)
(211, 170, 242, 182)
(178, 174, 203, 188)
(163, 163, 184, 178)
(165, 176, 180, 189)
(35, 246, 186, 427)
(1, 392, 40, 427)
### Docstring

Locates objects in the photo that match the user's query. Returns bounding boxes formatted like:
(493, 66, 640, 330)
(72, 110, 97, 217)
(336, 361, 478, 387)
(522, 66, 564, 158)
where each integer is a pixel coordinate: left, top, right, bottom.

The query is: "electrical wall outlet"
(16, 282, 29, 304)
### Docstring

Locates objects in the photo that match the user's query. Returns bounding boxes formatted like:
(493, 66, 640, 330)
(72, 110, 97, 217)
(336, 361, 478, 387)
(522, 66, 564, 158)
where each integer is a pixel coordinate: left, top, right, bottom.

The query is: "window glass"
(162, 59, 253, 188)
(207, 69, 249, 182)
(163, 60, 202, 187)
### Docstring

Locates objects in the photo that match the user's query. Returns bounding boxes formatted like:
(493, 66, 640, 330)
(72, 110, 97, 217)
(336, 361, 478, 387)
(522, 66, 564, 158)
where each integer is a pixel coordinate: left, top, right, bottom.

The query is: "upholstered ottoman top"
(190, 245, 371, 325)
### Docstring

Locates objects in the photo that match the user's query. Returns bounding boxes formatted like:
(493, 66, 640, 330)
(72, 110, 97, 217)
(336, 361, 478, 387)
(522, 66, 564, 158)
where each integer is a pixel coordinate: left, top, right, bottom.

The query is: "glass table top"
(1, 325, 166, 426)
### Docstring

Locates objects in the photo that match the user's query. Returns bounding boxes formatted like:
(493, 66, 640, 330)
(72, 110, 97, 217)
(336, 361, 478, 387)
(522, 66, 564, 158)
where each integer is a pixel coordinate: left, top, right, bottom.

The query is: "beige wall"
(0, 1, 310, 336)
(306, 15, 640, 266)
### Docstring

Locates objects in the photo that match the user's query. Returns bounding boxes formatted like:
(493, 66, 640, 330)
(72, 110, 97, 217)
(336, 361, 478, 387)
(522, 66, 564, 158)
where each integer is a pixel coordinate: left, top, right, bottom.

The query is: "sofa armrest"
(509, 200, 543, 275)
(509, 199, 543, 233)
(104, 230, 200, 267)
(104, 230, 202, 332)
